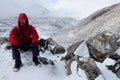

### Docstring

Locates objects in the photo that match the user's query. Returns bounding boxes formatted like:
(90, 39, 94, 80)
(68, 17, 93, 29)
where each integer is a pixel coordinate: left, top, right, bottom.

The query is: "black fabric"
(11, 41, 39, 59)
(19, 39, 32, 51)
(14, 59, 22, 69)
(12, 46, 21, 59)
(31, 44, 39, 56)
(33, 56, 40, 65)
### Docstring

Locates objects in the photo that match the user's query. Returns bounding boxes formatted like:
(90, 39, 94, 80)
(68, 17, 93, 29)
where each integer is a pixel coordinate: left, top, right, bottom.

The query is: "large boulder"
(87, 31, 120, 62)
(77, 58, 102, 80)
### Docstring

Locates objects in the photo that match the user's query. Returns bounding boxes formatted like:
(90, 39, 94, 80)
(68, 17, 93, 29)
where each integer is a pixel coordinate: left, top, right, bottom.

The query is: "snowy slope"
(0, 17, 120, 80)
(0, 41, 119, 80)
(74, 3, 120, 40)
(54, 3, 120, 48)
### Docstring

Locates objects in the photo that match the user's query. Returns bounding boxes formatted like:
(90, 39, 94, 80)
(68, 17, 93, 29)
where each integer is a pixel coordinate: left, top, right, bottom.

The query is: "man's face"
(20, 20, 27, 27)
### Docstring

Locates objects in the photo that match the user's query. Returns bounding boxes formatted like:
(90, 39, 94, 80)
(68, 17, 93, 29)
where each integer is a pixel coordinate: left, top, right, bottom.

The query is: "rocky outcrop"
(61, 55, 102, 80)
(77, 58, 102, 80)
(60, 40, 84, 75)
(86, 31, 120, 62)
(61, 40, 103, 80)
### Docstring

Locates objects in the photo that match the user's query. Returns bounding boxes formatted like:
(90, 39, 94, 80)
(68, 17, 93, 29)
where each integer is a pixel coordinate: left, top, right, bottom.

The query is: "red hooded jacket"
(9, 13, 39, 46)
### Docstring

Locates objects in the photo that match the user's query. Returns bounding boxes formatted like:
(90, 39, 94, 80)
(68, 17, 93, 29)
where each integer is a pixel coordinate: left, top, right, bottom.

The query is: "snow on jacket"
(9, 13, 39, 46)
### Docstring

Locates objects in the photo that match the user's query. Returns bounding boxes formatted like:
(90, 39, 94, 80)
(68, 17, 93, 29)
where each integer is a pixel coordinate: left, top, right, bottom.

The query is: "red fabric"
(18, 13, 29, 31)
(9, 27, 19, 46)
(18, 13, 28, 20)
(9, 13, 39, 46)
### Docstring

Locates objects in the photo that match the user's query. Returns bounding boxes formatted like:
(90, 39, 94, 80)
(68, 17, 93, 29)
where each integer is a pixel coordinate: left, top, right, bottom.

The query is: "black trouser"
(11, 40, 39, 60)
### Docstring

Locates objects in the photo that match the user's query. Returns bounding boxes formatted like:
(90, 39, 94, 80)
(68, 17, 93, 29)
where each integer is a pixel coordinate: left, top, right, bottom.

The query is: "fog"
(0, 0, 120, 18)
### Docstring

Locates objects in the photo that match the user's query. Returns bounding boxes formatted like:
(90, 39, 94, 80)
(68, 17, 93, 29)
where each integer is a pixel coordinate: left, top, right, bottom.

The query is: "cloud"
(0, 0, 120, 18)
(0, 0, 51, 18)
(52, 0, 120, 18)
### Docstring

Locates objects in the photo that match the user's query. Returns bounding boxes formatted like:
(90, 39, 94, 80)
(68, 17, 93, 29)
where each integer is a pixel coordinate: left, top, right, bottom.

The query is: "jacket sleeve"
(30, 25, 39, 45)
(9, 27, 19, 46)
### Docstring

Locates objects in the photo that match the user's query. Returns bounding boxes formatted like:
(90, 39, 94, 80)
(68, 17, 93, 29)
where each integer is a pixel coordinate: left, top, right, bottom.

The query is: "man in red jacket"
(9, 13, 40, 71)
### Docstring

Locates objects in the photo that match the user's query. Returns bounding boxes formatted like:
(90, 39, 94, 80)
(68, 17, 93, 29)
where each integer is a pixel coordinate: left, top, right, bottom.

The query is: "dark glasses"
(20, 20, 27, 23)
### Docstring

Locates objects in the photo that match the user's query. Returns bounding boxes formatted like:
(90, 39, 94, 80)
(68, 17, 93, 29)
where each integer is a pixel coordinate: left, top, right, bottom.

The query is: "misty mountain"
(0, 0, 51, 18)
(74, 3, 120, 40)
(54, 3, 120, 47)
(0, 17, 79, 43)
(18, 3, 51, 17)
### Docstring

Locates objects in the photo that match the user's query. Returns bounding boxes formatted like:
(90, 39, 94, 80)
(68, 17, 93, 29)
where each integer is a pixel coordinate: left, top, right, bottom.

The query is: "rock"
(38, 57, 54, 65)
(107, 59, 120, 78)
(109, 54, 120, 61)
(87, 31, 120, 62)
(47, 38, 65, 54)
(67, 40, 84, 55)
(61, 53, 102, 80)
(61, 55, 80, 75)
(77, 58, 102, 80)
(4, 42, 11, 50)
(52, 45, 65, 54)
(0, 37, 9, 45)
(47, 38, 59, 46)
(60, 40, 85, 75)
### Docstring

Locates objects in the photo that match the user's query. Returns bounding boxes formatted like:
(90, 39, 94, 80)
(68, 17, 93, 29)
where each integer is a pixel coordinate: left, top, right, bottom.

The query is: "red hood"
(18, 13, 29, 30)
(18, 13, 28, 20)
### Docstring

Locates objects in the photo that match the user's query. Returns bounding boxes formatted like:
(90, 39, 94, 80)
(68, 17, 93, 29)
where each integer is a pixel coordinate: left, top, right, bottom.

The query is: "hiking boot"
(13, 59, 22, 72)
(33, 56, 40, 65)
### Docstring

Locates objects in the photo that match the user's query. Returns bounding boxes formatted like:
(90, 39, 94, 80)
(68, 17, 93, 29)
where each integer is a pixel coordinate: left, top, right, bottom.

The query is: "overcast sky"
(0, 0, 120, 18)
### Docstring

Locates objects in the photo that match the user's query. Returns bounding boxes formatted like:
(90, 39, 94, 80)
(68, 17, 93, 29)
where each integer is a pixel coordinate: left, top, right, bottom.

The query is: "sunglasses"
(20, 20, 27, 23)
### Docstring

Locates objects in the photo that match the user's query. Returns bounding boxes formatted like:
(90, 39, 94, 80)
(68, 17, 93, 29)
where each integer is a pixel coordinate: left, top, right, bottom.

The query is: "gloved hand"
(30, 44, 37, 48)
(19, 43, 31, 51)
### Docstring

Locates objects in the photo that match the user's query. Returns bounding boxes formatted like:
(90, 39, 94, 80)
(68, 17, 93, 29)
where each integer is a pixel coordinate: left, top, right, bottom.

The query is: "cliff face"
(74, 3, 120, 40)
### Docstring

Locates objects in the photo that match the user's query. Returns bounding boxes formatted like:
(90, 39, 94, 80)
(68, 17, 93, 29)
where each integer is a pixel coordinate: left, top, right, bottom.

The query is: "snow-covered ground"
(0, 41, 119, 80)
(0, 17, 120, 80)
